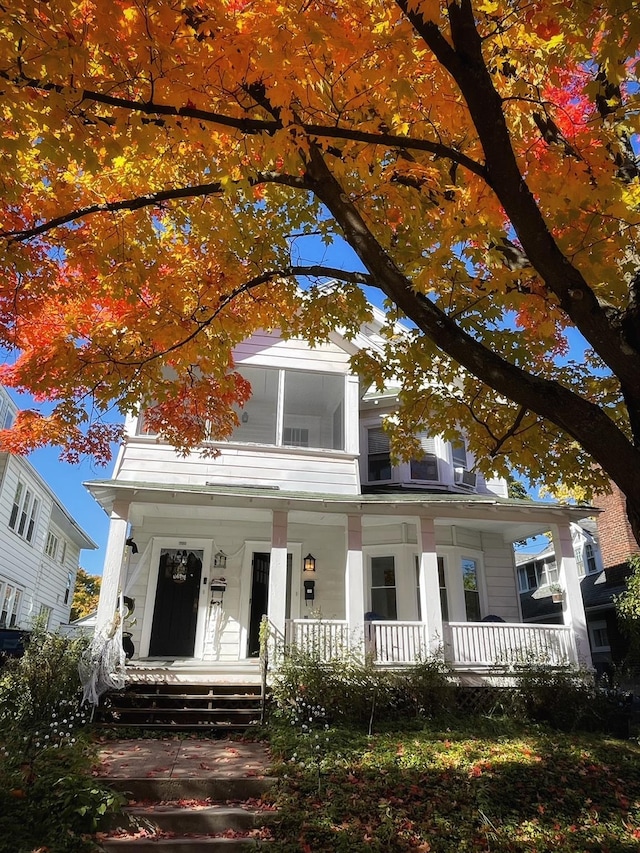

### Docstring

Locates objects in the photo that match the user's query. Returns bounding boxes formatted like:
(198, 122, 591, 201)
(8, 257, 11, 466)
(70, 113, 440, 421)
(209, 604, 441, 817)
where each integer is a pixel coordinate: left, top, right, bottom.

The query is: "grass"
(264, 718, 640, 852)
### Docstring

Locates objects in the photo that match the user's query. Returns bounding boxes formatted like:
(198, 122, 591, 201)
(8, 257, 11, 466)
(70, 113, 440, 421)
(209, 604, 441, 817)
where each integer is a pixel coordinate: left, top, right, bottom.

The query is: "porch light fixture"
(303, 553, 316, 573)
(241, 411, 249, 423)
(214, 549, 227, 569)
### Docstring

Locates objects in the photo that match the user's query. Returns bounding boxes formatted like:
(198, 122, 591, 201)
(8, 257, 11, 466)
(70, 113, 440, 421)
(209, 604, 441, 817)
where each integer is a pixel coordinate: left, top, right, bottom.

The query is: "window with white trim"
(8, 480, 40, 543)
(452, 439, 468, 470)
(45, 530, 59, 559)
(409, 434, 439, 482)
(370, 555, 397, 619)
(64, 571, 73, 605)
(517, 556, 559, 592)
(59, 539, 67, 565)
(585, 543, 598, 574)
(0, 580, 23, 628)
(462, 557, 481, 621)
(38, 604, 53, 630)
(367, 427, 392, 482)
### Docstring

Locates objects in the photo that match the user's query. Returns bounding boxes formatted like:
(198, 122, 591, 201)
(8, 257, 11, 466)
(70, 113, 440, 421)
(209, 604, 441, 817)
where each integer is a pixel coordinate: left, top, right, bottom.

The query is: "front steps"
(96, 740, 276, 851)
(101, 798, 275, 851)
(98, 682, 264, 731)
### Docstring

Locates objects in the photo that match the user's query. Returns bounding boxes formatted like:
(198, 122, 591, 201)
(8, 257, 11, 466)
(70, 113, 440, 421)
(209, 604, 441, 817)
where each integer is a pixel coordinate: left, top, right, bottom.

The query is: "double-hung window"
(45, 530, 59, 559)
(8, 481, 39, 543)
(367, 427, 392, 482)
(409, 434, 439, 482)
(0, 580, 22, 628)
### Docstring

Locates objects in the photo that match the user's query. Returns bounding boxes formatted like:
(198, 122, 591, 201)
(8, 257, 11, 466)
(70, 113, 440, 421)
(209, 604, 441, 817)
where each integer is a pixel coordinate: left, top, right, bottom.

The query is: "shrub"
(511, 662, 614, 732)
(269, 648, 455, 731)
(0, 621, 123, 852)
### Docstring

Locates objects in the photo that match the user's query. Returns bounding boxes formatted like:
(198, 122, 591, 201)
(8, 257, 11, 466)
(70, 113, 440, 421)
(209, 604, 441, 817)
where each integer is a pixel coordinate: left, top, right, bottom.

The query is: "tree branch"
(0, 174, 307, 244)
(303, 142, 640, 499)
(395, 0, 640, 404)
(104, 264, 372, 369)
(0, 71, 488, 181)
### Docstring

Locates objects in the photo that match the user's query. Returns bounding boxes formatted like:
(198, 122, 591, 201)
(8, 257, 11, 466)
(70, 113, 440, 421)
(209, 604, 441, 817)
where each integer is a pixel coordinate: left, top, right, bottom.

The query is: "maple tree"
(70, 568, 101, 621)
(1, 0, 640, 539)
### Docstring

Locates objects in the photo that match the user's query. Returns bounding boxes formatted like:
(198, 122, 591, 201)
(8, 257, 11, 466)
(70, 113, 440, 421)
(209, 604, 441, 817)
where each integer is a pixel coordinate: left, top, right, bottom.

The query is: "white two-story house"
(0, 387, 96, 640)
(88, 314, 593, 685)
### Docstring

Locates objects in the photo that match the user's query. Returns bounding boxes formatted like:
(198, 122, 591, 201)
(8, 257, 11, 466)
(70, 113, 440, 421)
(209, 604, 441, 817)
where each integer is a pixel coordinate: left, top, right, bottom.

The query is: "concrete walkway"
(95, 737, 272, 781)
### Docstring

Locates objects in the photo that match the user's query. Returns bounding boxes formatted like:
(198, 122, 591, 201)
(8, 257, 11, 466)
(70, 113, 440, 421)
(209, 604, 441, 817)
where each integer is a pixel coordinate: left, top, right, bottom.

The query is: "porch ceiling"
(85, 479, 597, 543)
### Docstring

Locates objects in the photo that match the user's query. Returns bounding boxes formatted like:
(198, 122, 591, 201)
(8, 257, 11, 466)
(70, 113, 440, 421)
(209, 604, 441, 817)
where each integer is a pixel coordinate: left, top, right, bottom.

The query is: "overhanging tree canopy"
(2, 0, 640, 539)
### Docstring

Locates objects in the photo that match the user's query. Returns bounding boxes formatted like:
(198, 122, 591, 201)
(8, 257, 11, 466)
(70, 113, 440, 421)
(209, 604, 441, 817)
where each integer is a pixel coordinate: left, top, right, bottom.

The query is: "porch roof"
(85, 478, 595, 542)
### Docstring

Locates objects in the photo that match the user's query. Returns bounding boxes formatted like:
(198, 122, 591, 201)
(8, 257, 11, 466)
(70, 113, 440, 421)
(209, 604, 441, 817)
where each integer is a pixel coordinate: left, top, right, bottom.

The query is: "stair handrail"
(259, 616, 287, 722)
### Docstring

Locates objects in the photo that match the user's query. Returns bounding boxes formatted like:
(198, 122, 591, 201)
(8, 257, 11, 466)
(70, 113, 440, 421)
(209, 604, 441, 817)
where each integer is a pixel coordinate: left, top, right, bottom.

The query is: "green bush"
(511, 662, 614, 732)
(0, 622, 123, 852)
(270, 648, 455, 730)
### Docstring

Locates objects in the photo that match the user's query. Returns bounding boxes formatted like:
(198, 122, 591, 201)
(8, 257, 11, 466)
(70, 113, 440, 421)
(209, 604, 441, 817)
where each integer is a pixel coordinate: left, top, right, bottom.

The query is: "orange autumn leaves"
(0, 0, 637, 473)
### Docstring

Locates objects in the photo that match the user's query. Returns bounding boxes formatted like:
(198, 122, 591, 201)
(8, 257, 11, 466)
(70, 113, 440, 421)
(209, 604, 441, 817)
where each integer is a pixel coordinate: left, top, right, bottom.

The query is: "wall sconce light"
(126, 537, 139, 554)
(210, 576, 227, 606)
(303, 553, 316, 573)
(241, 411, 249, 423)
(214, 549, 227, 569)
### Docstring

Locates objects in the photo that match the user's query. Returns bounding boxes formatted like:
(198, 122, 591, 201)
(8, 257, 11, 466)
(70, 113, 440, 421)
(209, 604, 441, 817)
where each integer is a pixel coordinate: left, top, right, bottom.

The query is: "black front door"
(149, 549, 203, 657)
(248, 552, 270, 657)
(247, 552, 293, 657)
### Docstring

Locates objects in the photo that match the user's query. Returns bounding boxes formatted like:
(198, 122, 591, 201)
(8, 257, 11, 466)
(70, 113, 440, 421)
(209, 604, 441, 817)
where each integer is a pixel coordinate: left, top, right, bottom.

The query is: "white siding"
(481, 531, 521, 622)
(233, 332, 351, 371)
(118, 440, 361, 494)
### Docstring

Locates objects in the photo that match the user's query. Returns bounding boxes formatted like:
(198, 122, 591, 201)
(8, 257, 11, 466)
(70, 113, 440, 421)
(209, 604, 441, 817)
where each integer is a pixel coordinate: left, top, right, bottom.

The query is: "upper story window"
(367, 428, 439, 484)
(64, 571, 73, 605)
(367, 427, 392, 481)
(8, 480, 40, 543)
(45, 530, 59, 559)
(452, 437, 477, 488)
(409, 434, 439, 482)
(59, 539, 67, 565)
(517, 556, 559, 592)
(0, 393, 15, 431)
(585, 543, 598, 574)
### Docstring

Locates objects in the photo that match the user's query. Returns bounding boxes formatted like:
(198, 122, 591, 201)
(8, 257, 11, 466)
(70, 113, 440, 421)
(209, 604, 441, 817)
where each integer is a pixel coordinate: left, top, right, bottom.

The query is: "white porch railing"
(366, 621, 430, 664)
(282, 619, 579, 670)
(284, 619, 350, 660)
(442, 621, 578, 669)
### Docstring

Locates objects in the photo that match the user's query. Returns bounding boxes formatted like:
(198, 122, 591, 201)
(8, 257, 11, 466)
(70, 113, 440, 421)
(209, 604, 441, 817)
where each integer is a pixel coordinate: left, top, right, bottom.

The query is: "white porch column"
(267, 510, 288, 636)
(417, 516, 444, 656)
(95, 500, 130, 635)
(345, 514, 366, 657)
(551, 522, 592, 669)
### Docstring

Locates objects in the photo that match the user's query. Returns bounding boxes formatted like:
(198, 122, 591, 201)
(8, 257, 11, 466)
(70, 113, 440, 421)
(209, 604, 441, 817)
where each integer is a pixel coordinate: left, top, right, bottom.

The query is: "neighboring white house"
(88, 312, 594, 685)
(0, 387, 97, 634)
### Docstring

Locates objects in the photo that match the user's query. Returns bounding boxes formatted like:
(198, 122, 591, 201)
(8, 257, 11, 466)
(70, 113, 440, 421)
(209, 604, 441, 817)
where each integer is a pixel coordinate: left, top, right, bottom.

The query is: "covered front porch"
(88, 482, 593, 685)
